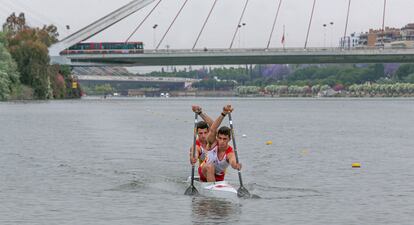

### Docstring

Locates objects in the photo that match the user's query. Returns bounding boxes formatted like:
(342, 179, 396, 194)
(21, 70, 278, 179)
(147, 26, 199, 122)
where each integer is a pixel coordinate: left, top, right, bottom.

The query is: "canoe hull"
(187, 176, 237, 198)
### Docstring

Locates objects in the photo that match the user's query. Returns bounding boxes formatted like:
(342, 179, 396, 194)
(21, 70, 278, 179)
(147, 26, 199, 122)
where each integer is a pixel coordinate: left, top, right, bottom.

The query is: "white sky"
(1, 0, 414, 49)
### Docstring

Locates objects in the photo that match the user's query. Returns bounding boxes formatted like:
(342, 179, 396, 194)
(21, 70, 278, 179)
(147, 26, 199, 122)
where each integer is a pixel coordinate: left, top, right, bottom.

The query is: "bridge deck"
(64, 48, 414, 66)
(76, 75, 199, 83)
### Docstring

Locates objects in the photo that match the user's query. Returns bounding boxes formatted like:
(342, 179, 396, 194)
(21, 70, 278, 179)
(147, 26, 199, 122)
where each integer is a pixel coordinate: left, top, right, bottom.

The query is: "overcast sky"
(1, 0, 414, 49)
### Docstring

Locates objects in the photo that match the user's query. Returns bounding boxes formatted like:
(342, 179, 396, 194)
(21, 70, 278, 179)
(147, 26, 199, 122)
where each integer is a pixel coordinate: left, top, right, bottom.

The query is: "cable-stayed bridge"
(38, 0, 414, 66)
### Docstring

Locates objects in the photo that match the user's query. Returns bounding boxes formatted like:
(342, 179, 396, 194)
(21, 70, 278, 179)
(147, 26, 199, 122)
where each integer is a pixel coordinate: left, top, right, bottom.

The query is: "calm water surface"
(1, 98, 413, 225)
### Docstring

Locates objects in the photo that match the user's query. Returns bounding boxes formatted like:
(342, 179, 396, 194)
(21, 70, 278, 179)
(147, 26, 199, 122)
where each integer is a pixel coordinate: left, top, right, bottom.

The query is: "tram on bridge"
(60, 42, 144, 55)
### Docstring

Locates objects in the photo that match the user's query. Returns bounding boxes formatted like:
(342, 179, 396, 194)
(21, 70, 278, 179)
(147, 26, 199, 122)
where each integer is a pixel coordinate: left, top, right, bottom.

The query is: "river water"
(1, 98, 413, 225)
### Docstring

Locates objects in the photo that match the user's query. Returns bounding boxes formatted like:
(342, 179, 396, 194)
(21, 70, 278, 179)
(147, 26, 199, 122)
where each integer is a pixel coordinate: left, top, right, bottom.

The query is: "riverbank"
(84, 91, 414, 99)
(168, 89, 414, 98)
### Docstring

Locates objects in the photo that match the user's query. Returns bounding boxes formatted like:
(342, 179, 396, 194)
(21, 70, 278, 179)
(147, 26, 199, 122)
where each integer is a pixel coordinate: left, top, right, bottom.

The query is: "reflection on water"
(191, 197, 241, 224)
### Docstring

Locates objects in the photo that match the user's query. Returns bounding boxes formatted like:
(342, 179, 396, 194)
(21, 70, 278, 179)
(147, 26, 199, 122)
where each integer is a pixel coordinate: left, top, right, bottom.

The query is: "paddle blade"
(237, 186, 251, 198)
(251, 194, 261, 199)
(184, 185, 199, 196)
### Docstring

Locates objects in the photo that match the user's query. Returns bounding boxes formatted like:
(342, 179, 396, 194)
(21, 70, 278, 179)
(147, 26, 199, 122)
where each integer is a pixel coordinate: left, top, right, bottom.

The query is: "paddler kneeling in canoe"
(189, 105, 214, 165)
(190, 105, 242, 182)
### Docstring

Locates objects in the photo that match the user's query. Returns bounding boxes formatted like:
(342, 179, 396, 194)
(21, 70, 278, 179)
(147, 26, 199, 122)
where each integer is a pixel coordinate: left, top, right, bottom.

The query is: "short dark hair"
(217, 126, 231, 139)
(196, 121, 209, 130)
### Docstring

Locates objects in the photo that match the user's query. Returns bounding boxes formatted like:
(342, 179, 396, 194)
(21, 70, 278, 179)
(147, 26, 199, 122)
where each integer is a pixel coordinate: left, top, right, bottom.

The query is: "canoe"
(187, 176, 238, 199)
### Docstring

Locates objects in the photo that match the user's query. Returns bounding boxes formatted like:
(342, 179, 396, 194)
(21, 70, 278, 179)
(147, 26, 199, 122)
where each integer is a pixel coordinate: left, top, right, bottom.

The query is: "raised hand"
(222, 105, 234, 115)
(192, 105, 202, 114)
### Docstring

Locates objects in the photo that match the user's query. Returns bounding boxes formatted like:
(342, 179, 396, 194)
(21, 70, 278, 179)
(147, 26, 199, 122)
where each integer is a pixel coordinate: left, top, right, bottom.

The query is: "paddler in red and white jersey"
(190, 105, 242, 182)
(189, 105, 214, 165)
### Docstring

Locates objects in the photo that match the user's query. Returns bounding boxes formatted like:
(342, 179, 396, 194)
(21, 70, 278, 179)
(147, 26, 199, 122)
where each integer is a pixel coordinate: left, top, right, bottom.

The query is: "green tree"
(0, 32, 20, 100)
(236, 86, 260, 96)
(8, 31, 51, 98)
(4, 13, 59, 99)
(95, 83, 113, 95)
(404, 73, 414, 83)
(395, 64, 414, 81)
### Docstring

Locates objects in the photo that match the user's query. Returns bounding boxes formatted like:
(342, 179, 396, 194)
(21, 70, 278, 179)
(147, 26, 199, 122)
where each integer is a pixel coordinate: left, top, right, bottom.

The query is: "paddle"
(228, 113, 251, 198)
(184, 113, 199, 196)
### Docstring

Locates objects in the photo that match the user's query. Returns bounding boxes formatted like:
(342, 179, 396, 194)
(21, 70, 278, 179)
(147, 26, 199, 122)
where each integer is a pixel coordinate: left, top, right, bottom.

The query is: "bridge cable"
(381, 0, 387, 48)
(266, 0, 283, 49)
(9, 0, 59, 26)
(3, 0, 65, 31)
(342, 0, 351, 49)
(192, 0, 219, 50)
(304, 0, 317, 49)
(229, 0, 249, 49)
(156, 0, 190, 50)
(125, 0, 163, 43)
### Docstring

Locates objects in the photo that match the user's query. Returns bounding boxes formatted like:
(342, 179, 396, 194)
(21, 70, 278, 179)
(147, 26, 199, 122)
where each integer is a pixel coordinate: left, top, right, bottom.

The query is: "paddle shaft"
(228, 113, 245, 188)
(190, 113, 198, 188)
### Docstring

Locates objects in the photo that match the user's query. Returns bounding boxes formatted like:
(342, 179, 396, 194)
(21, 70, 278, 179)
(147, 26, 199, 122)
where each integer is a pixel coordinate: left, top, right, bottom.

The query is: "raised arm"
(192, 105, 214, 127)
(206, 105, 233, 145)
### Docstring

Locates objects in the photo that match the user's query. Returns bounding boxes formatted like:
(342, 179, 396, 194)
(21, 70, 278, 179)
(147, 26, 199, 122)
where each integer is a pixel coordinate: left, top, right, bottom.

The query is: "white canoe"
(187, 176, 238, 199)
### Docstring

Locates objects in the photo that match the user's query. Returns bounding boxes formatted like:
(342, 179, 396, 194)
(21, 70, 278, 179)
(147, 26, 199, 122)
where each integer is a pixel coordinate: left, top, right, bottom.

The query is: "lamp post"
(323, 23, 327, 48)
(323, 22, 334, 48)
(329, 22, 334, 48)
(238, 22, 247, 48)
(152, 24, 158, 49)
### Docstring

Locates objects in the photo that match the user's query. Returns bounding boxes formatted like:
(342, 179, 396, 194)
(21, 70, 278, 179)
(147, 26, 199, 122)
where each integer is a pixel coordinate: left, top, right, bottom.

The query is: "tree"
(384, 63, 400, 77)
(311, 85, 320, 95)
(0, 32, 20, 100)
(264, 85, 278, 97)
(4, 13, 60, 99)
(236, 86, 260, 96)
(395, 64, 414, 81)
(8, 30, 51, 98)
(95, 84, 113, 95)
(262, 65, 291, 81)
(37, 25, 59, 47)
(404, 73, 414, 83)
(2, 13, 28, 36)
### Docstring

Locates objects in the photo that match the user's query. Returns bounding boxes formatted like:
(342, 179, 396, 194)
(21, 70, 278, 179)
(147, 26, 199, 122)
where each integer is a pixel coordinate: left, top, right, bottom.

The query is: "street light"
(329, 22, 334, 48)
(238, 22, 247, 48)
(152, 24, 158, 49)
(323, 22, 334, 48)
(323, 24, 327, 48)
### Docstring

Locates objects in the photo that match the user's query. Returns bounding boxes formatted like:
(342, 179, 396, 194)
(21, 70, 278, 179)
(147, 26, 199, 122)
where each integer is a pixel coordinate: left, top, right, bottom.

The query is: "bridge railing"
(143, 46, 414, 54)
(76, 75, 200, 83)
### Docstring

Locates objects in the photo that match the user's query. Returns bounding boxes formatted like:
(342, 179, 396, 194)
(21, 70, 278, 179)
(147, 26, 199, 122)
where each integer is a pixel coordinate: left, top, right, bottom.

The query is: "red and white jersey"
(204, 145, 233, 176)
(196, 140, 208, 163)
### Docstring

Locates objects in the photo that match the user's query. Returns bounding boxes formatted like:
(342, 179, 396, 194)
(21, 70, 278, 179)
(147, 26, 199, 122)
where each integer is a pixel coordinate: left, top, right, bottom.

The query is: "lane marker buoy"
(352, 163, 361, 168)
(301, 149, 309, 156)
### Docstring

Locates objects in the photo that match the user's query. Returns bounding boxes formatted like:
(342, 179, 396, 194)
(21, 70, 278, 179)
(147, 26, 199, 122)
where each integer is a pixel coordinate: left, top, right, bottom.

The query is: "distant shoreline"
(80, 94, 414, 99)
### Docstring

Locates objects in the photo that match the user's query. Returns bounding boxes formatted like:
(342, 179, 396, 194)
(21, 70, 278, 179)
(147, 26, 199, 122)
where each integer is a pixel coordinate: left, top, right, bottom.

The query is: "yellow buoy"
(266, 141, 273, 145)
(352, 163, 361, 168)
(301, 149, 309, 156)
